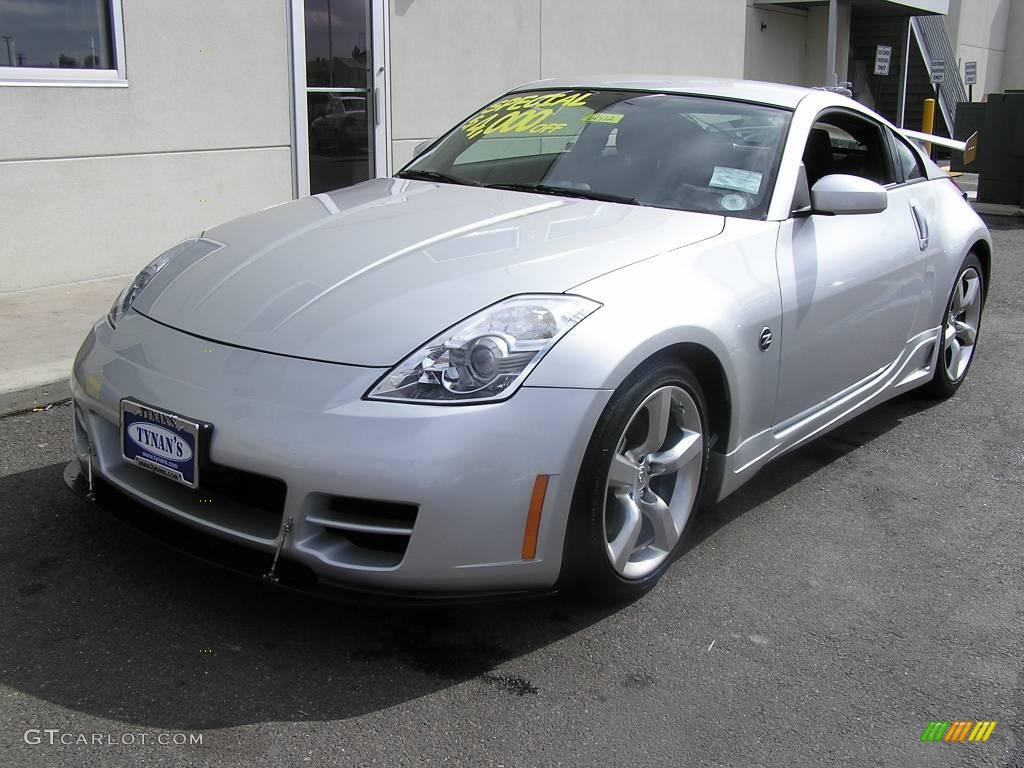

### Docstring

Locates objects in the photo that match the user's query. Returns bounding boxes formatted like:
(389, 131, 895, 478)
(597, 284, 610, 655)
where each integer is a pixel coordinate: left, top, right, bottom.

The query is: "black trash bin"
(976, 91, 1024, 206)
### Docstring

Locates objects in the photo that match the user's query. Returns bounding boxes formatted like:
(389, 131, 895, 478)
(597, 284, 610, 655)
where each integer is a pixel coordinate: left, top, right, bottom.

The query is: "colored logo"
(921, 721, 997, 742)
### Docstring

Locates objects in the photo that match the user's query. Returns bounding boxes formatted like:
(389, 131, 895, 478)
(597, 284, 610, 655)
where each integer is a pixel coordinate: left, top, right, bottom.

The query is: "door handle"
(909, 200, 929, 251)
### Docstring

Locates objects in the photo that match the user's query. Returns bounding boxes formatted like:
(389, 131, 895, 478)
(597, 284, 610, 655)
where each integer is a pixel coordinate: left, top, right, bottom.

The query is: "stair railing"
(910, 15, 968, 135)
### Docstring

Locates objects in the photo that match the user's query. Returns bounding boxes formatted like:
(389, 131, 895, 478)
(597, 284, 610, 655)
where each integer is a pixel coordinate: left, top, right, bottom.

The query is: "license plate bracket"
(120, 399, 211, 489)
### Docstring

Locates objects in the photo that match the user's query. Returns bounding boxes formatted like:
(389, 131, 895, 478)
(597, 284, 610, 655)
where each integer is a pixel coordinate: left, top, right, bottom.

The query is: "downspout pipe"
(826, 0, 839, 86)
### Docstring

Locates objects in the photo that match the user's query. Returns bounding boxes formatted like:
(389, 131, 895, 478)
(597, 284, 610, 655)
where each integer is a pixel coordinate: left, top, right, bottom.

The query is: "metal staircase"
(849, 12, 965, 138)
(910, 15, 967, 134)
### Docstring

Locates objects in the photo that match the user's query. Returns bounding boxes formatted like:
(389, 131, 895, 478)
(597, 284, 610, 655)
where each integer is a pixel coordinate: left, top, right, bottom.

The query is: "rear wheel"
(924, 253, 985, 398)
(564, 360, 709, 602)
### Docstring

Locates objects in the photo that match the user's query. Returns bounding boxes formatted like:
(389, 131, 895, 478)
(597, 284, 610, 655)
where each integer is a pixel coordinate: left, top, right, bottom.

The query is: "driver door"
(773, 110, 928, 426)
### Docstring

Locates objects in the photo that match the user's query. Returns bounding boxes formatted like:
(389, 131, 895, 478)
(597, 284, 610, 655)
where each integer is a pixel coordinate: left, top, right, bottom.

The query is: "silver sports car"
(67, 77, 991, 602)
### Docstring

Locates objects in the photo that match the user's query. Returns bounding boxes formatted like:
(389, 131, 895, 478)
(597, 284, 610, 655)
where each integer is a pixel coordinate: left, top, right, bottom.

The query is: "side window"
(889, 130, 925, 183)
(802, 112, 896, 187)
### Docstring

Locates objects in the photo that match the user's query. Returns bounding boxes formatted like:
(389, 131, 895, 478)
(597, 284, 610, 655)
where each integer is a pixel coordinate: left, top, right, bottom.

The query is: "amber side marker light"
(522, 475, 551, 560)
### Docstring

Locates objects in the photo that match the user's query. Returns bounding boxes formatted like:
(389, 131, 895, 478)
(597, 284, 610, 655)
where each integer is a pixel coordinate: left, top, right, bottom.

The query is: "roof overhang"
(754, 0, 948, 16)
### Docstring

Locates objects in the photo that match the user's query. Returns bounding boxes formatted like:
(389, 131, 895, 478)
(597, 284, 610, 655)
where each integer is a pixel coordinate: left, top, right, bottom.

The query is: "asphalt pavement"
(1, 218, 1022, 768)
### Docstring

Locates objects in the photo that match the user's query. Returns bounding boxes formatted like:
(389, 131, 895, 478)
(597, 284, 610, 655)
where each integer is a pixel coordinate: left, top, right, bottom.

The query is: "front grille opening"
(200, 463, 287, 518)
(83, 409, 287, 544)
(326, 528, 408, 554)
(301, 493, 419, 569)
(304, 528, 407, 569)
(324, 495, 417, 531)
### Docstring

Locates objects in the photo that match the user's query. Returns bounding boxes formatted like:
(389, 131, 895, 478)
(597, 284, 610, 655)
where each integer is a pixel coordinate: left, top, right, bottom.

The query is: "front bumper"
(63, 461, 548, 604)
(69, 313, 612, 595)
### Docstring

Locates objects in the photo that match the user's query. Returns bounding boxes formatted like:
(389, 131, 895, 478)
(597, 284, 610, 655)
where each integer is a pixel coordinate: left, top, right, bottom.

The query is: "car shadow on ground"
(980, 213, 1024, 231)
(0, 391, 942, 730)
(686, 390, 945, 554)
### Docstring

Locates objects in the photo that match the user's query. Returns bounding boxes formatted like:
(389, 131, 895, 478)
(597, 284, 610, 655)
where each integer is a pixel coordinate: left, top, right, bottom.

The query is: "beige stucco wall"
(0, 148, 292, 291)
(389, 0, 747, 171)
(805, 4, 851, 88)
(999, 0, 1024, 91)
(945, 0, 1012, 97)
(0, 0, 294, 291)
(539, 0, 746, 79)
(388, 0, 542, 171)
(10, 0, 1003, 293)
(742, 1, 851, 89)
(744, 4, 810, 86)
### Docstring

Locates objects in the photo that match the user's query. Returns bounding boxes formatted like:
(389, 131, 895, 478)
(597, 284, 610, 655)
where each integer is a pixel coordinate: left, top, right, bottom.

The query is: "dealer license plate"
(120, 399, 202, 488)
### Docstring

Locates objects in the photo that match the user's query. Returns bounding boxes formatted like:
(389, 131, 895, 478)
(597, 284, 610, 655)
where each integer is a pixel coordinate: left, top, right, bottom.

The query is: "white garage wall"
(0, 0, 294, 292)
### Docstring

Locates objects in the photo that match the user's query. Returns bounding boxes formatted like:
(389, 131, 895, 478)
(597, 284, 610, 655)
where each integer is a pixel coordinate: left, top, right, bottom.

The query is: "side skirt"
(710, 326, 941, 502)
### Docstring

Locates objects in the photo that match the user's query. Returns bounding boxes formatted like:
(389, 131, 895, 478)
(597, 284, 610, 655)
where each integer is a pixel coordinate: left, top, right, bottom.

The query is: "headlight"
(367, 294, 600, 404)
(107, 238, 215, 327)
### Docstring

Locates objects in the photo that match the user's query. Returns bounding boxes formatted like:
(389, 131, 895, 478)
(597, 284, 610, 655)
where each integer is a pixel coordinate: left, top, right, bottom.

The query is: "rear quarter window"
(889, 130, 925, 183)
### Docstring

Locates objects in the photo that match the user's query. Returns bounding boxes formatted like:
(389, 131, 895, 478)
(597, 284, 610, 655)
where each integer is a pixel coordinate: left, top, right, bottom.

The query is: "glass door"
(293, 0, 390, 196)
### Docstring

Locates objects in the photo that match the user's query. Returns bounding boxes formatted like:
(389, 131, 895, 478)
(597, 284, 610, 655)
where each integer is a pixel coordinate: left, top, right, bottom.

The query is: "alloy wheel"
(602, 385, 703, 580)
(943, 266, 982, 382)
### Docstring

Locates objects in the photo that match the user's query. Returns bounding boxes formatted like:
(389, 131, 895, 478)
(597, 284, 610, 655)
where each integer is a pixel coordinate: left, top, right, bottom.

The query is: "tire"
(562, 358, 710, 603)
(923, 253, 985, 398)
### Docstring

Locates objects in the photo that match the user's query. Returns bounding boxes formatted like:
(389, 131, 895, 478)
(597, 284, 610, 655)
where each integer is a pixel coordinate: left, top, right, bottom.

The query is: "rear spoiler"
(901, 129, 979, 166)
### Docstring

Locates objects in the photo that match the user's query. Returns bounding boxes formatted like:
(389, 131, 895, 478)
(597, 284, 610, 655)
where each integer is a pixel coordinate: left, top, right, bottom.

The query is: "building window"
(0, 0, 126, 86)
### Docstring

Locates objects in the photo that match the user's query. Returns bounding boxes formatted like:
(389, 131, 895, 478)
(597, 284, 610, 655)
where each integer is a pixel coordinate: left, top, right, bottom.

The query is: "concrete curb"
(972, 202, 1024, 217)
(0, 379, 71, 417)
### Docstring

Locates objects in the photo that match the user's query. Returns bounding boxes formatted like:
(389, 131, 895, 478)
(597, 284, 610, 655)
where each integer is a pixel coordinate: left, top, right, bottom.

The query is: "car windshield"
(399, 89, 792, 218)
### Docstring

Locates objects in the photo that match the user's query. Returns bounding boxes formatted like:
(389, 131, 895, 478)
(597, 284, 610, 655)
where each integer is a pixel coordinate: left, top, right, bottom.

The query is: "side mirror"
(414, 139, 435, 158)
(810, 174, 888, 215)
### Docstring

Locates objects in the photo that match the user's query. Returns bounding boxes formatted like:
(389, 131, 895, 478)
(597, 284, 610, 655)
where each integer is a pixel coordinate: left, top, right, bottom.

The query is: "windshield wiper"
(485, 182, 644, 206)
(395, 169, 481, 186)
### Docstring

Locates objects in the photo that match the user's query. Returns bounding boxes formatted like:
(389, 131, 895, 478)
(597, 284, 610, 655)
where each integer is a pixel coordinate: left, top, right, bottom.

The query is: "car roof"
(512, 75, 817, 109)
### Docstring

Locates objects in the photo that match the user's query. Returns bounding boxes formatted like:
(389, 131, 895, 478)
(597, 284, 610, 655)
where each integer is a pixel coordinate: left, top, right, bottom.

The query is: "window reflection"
(308, 92, 371, 193)
(0, 0, 114, 69)
(304, 0, 369, 88)
(305, 0, 373, 194)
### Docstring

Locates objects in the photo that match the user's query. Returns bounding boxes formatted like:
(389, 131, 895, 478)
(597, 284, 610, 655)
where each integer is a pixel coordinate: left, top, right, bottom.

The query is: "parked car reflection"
(307, 92, 372, 193)
(311, 94, 368, 153)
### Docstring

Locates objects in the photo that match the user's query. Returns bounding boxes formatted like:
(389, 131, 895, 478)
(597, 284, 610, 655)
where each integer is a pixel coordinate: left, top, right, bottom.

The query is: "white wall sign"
(931, 59, 946, 84)
(964, 61, 978, 85)
(874, 45, 892, 76)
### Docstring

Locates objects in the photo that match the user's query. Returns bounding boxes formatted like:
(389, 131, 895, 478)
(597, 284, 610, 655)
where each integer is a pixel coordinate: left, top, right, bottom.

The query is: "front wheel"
(563, 360, 709, 602)
(924, 253, 985, 398)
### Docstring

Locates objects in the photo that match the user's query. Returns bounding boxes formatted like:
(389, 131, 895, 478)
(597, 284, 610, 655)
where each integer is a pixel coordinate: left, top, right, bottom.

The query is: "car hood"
(135, 178, 724, 366)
